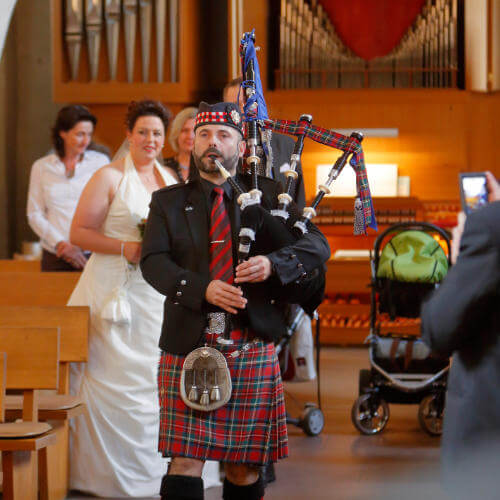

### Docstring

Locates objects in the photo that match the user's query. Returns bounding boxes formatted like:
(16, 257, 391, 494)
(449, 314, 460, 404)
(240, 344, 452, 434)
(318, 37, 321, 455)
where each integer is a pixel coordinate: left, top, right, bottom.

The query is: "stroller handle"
(373, 222, 452, 270)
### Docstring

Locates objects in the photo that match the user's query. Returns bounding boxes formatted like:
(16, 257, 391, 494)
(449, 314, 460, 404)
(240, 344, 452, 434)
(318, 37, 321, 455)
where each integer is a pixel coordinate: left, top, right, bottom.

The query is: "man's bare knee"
(168, 457, 204, 477)
(225, 463, 260, 486)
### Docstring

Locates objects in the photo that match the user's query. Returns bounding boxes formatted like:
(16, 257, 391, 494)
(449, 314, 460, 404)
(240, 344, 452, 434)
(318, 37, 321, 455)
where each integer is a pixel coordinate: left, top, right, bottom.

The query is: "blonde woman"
(163, 106, 197, 183)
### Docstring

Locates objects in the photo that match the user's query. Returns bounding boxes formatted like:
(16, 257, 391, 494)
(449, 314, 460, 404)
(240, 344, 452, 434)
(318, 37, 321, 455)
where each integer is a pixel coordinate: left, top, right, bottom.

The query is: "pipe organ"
(62, 0, 179, 83)
(377, 0, 459, 88)
(279, 0, 363, 90)
(275, 0, 460, 89)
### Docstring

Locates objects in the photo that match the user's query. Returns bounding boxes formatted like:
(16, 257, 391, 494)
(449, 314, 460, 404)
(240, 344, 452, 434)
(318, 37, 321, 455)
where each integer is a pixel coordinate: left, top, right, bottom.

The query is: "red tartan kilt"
(157, 332, 288, 465)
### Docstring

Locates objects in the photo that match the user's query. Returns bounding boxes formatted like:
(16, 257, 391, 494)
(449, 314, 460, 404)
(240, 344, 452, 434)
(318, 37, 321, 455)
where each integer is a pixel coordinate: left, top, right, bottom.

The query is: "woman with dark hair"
(27, 105, 109, 270)
(163, 106, 197, 183)
(66, 100, 181, 496)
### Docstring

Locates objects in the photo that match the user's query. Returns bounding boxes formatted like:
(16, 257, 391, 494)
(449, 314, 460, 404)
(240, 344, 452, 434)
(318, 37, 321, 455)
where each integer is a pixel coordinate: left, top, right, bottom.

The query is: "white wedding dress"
(68, 154, 220, 497)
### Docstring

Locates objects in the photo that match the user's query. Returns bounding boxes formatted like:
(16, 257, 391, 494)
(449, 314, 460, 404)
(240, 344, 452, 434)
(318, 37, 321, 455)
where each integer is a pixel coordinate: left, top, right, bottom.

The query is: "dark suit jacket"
(140, 174, 330, 355)
(421, 201, 500, 490)
(269, 132, 306, 210)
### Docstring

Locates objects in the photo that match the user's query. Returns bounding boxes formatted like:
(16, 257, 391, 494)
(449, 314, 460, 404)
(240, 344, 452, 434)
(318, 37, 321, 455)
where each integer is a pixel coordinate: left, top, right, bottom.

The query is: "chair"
(0, 306, 89, 500)
(0, 327, 60, 499)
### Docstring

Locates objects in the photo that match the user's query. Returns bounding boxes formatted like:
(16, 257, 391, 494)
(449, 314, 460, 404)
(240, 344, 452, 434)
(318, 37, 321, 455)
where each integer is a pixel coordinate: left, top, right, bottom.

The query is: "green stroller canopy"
(377, 230, 449, 284)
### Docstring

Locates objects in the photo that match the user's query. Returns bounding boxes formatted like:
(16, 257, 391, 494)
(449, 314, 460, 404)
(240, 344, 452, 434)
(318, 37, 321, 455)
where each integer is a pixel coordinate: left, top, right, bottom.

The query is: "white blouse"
(27, 150, 109, 253)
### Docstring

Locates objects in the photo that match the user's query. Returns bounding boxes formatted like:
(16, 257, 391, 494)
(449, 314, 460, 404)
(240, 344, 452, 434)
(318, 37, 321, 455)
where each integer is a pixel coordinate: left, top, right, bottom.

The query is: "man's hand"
(56, 241, 87, 269)
(234, 255, 272, 283)
(486, 171, 500, 202)
(205, 280, 247, 314)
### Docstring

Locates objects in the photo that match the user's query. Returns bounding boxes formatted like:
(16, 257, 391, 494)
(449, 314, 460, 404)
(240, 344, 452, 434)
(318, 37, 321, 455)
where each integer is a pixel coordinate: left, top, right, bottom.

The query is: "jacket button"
(297, 263, 303, 268)
(174, 301, 179, 305)
(270, 299, 275, 305)
(180, 279, 187, 285)
(176, 291, 182, 296)
(289, 254, 296, 260)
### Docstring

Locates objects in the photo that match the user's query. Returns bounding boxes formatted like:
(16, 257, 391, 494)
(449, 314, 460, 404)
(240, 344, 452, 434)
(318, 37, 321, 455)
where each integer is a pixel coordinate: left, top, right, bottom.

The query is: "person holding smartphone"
(451, 172, 500, 263)
(421, 171, 500, 499)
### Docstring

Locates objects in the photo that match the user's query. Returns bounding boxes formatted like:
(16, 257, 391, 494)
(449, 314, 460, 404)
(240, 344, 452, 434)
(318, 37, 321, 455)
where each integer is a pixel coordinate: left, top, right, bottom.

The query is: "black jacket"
(140, 174, 329, 355)
(421, 201, 500, 493)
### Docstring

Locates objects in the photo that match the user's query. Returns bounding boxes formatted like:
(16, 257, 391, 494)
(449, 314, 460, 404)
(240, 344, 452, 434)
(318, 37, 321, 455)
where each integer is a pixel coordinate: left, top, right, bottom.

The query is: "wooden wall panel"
(266, 89, 500, 201)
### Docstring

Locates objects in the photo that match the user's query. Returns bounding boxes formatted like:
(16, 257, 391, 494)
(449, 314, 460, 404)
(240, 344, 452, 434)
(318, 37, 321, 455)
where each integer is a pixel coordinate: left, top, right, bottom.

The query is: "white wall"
(0, 0, 17, 58)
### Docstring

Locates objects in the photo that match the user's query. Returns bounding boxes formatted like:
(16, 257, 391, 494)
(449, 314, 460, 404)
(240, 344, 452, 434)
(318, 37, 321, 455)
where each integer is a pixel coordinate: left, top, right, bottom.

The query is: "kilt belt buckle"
(180, 346, 232, 411)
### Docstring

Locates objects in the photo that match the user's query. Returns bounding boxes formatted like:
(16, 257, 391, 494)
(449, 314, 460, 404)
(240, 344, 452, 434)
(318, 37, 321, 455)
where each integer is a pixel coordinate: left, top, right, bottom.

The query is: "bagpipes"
(219, 30, 377, 271)
(202, 31, 378, 350)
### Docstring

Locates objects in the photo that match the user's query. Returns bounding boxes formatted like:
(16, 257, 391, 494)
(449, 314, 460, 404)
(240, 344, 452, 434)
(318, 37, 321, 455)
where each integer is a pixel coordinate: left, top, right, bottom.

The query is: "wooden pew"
(0, 306, 89, 500)
(0, 260, 40, 272)
(0, 327, 60, 500)
(0, 272, 80, 306)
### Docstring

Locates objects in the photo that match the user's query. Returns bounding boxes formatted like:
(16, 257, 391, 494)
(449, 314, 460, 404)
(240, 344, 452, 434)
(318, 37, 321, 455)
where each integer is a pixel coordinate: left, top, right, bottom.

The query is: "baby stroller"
(351, 222, 451, 436)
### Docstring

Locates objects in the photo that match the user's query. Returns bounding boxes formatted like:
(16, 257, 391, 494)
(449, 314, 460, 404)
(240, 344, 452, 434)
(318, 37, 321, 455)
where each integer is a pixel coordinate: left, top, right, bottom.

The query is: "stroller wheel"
(418, 394, 444, 436)
(299, 406, 325, 436)
(351, 394, 389, 435)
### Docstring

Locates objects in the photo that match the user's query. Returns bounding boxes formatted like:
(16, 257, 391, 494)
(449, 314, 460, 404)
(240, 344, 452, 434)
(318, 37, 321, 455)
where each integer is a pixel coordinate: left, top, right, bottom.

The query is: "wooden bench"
(0, 260, 40, 272)
(0, 306, 89, 500)
(0, 327, 60, 500)
(0, 272, 81, 306)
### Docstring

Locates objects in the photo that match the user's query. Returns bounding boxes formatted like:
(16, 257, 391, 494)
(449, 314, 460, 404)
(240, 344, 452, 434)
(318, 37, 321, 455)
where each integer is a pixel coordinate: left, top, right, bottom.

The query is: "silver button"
(270, 299, 275, 305)
(174, 301, 179, 305)
(176, 291, 182, 296)
(180, 279, 187, 285)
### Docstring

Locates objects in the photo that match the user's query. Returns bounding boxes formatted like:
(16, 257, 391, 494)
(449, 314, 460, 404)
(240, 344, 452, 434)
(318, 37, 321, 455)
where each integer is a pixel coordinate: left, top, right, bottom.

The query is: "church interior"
(0, 0, 499, 499)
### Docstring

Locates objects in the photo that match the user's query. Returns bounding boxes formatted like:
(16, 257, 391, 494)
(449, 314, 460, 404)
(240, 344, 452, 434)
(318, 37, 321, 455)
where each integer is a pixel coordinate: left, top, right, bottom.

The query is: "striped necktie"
(209, 187, 234, 283)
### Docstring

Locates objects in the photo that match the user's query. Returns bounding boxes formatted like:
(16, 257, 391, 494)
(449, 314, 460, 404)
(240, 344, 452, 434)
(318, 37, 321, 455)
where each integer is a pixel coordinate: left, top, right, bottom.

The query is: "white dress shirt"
(27, 151, 109, 253)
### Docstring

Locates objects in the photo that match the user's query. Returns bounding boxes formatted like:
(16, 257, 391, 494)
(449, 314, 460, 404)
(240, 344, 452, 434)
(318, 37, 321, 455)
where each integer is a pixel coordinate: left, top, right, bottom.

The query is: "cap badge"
(229, 109, 241, 125)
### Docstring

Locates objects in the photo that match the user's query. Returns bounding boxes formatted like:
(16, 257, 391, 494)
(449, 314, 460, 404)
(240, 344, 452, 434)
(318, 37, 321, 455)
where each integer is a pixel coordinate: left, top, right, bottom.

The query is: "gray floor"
(67, 347, 451, 500)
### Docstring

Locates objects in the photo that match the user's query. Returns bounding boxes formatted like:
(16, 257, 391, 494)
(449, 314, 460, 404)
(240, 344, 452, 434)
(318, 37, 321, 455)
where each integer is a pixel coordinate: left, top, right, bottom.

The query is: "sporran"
(180, 313, 233, 411)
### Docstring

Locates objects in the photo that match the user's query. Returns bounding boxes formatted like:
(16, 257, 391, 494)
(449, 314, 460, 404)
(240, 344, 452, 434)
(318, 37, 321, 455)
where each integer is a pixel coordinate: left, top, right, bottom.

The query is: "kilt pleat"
(158, 333, 288, 465)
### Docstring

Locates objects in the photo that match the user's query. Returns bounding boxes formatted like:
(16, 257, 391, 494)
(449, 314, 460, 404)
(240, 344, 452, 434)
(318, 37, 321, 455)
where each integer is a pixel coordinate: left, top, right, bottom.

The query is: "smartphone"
(459, 172, 489, 215)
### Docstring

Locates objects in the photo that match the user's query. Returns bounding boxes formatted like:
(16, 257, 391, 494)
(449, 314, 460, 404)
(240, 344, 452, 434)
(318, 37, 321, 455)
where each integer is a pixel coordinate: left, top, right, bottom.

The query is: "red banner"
(319, 0, 426, 60)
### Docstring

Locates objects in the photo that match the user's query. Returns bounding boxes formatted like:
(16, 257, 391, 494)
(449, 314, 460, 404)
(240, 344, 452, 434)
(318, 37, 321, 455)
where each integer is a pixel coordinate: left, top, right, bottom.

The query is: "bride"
(68, 100, 219, 496)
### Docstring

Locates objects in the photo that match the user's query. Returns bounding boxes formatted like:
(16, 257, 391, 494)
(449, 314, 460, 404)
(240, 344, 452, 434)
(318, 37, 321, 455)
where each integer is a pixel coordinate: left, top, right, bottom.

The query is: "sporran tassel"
(188, 369, 199, 402)
(210, 370, 221, 402)
(200, 369, 210, 406)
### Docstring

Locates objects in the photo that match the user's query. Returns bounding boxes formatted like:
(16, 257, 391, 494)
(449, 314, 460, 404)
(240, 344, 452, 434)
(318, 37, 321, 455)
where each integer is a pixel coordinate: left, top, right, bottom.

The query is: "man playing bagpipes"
(140, 101, 330, 500)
